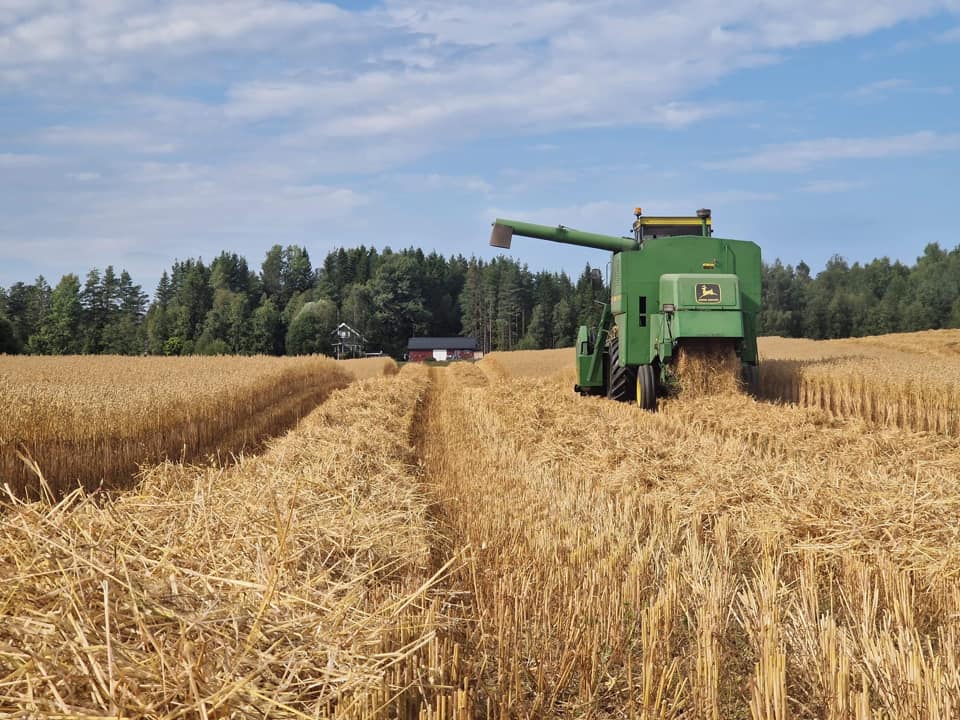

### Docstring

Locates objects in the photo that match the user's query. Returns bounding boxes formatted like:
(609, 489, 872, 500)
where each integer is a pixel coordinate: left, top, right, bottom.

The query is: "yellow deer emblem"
(695, 283, 721, 303)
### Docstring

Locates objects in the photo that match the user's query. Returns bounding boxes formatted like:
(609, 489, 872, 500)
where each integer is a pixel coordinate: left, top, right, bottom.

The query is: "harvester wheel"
(636, 365, 657, 411)
(607, 337, 636, 403)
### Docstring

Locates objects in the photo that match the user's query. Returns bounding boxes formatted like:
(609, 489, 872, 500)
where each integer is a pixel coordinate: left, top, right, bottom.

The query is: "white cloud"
(1, 0, 958, 284)
(849, 77, 954, 99)
(279, 184, 370, 213)
(487, 200, 635, 234)
(939, 25, 960, 41)
(0, 2, 345, 69)
(647, 101, 750, 129)
(0, 154, 372, 288)
(0, 153, 45, 167)
(851, 78, 910, 97)
(491, 168, 578, 196)
(801, 179, 866, 193)
(392, 173, 494, 195)
(37, 126, 176, 154)
(5, 1, 957, 146)
(708, 131, 960, 172)
(65, 171, 102, 182)
(702, 190, 779, 203)
(208, 0, 955, 153)
(381, 0, 588, 47)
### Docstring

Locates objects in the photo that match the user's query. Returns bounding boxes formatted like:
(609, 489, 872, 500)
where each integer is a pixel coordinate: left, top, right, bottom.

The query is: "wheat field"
(2, 336, 959, 718)
(0, 355, 354, 499)
(759, 333, 960, 434)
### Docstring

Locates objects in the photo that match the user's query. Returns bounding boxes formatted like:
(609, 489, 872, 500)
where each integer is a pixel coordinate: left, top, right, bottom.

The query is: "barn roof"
(407, 336, 477, 351)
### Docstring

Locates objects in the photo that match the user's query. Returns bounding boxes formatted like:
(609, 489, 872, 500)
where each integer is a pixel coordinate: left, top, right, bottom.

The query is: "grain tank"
(490, 209, 761, 409)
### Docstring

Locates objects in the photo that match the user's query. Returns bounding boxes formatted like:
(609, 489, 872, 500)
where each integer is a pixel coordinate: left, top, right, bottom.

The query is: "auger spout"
(490, 219, 638, 253)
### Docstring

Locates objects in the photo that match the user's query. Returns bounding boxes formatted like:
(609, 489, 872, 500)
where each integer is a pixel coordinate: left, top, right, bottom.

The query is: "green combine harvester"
(490, 208, 761, 410)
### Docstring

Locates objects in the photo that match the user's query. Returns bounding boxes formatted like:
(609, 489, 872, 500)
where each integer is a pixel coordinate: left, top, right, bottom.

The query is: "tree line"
(0, 245, 605, 357)
(759, 243, 960, 339)
(2, 241, 959, 357)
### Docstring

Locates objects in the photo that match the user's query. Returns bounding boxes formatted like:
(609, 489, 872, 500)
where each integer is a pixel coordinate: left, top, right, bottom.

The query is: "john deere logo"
(696, 283, 721, 304)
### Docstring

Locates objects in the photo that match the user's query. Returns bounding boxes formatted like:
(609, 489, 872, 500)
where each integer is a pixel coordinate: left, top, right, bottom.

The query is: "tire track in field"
(407, 365, 488, 718)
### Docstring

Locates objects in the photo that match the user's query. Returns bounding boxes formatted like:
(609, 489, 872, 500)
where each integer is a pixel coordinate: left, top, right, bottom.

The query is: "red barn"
(407, 337, 478, 362)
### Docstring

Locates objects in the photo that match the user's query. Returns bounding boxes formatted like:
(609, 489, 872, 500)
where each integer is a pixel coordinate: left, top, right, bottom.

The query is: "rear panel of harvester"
(611, 235, 761, 366)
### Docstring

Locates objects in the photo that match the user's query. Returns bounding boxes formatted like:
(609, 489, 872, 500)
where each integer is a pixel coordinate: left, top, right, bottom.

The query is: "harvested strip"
(0, 365, 458, 718)
(415, 364, 960, 717)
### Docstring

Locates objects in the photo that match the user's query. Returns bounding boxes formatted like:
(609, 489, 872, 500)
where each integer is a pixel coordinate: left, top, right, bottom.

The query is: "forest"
(2, 242, 960, 357)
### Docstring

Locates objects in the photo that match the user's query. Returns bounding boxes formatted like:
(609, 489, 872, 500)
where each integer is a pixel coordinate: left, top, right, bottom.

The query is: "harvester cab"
(489, 209, 761, 410)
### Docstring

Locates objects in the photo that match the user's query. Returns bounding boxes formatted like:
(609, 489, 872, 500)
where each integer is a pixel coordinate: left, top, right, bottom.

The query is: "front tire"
(607, 337, 636, 403)
(636, 364, 658, 411)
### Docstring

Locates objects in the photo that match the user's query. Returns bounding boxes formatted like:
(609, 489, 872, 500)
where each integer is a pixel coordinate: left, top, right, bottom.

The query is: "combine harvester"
(490, 208, 761, 410)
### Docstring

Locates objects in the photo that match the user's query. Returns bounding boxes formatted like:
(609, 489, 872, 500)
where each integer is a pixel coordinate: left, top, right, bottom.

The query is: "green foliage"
(551, 298, 576, 348)
(0, 313, 19, 354)
(7, 278, 50, 349)
(248, 298, 284, 355)
(195, 336, 230, 356)
(285, 299, 338, 355)
(163, 336, 185, 356)
(34, 274, 82, 354)
(757, 245, 960, 340)
(200, 288, 251, 354)
(11, 239, 960, 358)
(341, 284, 374, 338)
(519, 303, 550, 349)
(367, 254, 430, 357)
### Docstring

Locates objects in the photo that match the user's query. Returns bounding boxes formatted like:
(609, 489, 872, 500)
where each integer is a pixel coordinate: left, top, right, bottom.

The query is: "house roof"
(331, 322, 365, 340)
(407, 336, 477, 351)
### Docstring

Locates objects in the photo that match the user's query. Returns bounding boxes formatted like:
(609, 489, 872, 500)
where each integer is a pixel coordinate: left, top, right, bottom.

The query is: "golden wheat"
(339, 355, 400, 379)
(759, 333, 960, 434)
(416, 358, 960, 717)
(0, 365, 472, 717)
(4, 337, 960, 718)
(483, 347, 572, 378)
(0, 355, 351, 499)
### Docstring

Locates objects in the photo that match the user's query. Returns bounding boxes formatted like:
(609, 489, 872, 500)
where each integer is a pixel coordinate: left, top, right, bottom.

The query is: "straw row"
(0, 355, 352, 498)
(411, 353, 960, 717)
(0, 365, 469, 718)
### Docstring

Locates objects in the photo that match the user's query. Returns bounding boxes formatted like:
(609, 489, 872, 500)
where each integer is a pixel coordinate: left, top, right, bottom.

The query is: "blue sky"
(1, 0, 959, 292)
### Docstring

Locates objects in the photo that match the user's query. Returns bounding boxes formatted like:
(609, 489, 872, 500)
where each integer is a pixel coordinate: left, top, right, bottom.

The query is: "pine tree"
(518, 303, 550, 349)
(35, 275, 82, 354)
(22, 277, 52, 353)
(551, 298, 575, 348)
(80, 269, 106, 353)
